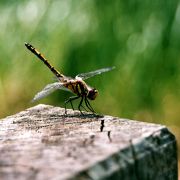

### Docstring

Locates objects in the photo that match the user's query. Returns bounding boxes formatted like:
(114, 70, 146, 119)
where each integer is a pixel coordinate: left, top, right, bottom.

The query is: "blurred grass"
(0, 0, 180, 172)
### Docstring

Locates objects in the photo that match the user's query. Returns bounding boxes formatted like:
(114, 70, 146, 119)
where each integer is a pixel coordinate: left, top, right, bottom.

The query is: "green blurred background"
(0, 0, 180, 172)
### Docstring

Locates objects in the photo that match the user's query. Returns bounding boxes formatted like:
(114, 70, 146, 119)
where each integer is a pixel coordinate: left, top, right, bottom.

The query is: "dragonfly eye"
(87, 89, 98, 100)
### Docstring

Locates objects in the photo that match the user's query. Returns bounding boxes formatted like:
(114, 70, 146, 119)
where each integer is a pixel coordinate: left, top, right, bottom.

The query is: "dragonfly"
(25, 43, 115, 114)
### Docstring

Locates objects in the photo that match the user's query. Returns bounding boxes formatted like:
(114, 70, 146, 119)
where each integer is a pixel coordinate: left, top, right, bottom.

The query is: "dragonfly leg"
(85, 97, 95, 113)
(78, 97, 86, 114)
(79, 99, 88, 112)
(77, 97, 89, 113)
(64, 96, 80, 114)
(80, 105, 88, 112)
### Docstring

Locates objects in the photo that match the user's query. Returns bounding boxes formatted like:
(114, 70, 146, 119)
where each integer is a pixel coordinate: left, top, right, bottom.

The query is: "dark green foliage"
(0, 0, 179, 126)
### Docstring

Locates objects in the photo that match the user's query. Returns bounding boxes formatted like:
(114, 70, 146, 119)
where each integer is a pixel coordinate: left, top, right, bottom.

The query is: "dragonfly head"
(87, 88, 98, 100)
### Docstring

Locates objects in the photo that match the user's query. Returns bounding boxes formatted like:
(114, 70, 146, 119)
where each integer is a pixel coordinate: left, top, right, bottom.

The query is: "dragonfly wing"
(75, 66, 115, 80)
(32, 82, 71, 102)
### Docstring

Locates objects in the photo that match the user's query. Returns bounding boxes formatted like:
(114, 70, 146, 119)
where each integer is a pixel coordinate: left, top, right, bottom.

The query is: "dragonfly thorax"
(87, 88, 98, 100)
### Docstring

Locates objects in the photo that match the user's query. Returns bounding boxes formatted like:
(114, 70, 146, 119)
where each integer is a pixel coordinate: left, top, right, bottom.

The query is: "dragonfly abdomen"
(25, 43, 64, 79)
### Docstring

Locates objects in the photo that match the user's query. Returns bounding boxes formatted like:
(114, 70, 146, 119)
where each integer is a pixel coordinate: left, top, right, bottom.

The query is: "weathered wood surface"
(0, 104, 177, 180)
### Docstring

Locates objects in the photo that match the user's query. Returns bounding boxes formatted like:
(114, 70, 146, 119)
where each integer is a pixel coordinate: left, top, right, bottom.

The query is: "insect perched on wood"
(25, 43, 115, 114)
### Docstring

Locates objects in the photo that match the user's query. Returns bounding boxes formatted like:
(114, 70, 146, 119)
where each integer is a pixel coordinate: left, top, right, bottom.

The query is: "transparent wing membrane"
(32, 82, 71, 102)
(76, 66, 115, 80)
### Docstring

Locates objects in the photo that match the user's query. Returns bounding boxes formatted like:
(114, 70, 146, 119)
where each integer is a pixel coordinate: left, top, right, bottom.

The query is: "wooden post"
(0, 104, 177, 180)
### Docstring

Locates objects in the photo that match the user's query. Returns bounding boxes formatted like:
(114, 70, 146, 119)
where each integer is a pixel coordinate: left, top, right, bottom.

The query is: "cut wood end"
(0, 104, 177, 180)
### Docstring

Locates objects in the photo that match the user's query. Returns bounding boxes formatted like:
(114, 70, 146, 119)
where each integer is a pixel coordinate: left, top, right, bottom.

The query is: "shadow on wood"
(0, 104, 177, 180)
